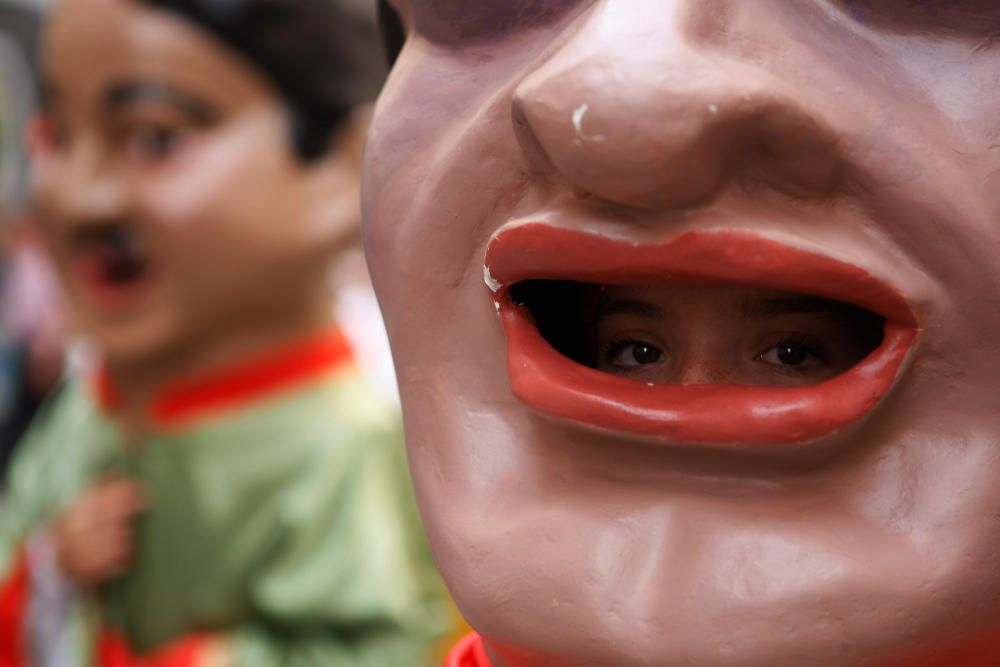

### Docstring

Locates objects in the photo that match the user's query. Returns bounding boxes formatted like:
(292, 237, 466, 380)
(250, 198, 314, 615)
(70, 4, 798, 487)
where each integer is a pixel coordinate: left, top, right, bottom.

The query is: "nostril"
(510, 24, 845, 210)
(515, 88, 844, 210)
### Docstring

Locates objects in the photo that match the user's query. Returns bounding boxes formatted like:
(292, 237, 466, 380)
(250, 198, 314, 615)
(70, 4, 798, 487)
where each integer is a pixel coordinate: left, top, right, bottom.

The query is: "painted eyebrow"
(741, 296, 842, 319)
(103, 81, 219, 125)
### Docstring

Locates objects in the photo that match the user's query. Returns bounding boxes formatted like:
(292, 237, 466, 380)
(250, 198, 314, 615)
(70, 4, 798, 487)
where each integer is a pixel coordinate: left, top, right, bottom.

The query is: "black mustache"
(72, 223, 138, 253)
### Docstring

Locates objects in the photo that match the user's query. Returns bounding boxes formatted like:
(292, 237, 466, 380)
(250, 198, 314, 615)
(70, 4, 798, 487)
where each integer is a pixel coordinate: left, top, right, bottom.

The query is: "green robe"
(0, 344, 447, 666)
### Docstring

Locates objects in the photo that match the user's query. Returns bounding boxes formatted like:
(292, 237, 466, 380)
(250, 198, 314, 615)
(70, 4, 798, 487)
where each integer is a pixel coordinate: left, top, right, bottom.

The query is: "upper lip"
(485, 221, 919, 446)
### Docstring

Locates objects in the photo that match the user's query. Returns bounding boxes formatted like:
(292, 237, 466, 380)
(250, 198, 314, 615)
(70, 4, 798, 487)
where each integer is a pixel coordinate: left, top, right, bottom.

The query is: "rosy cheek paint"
(486, 224, 918, 446)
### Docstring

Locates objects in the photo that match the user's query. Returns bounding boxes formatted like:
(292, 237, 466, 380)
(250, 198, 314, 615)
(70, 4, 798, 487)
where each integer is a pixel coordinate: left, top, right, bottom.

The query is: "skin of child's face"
(32, 0, 356, 373)
(365, 1, 1000, 666)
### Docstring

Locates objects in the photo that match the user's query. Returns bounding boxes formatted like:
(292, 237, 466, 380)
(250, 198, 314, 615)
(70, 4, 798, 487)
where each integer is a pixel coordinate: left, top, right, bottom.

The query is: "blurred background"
(0, 0, 63, 479)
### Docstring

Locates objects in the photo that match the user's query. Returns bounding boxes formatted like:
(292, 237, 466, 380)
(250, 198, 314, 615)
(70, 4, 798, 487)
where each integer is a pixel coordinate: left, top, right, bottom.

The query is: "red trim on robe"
(95, 329, 354, 429)
(0, 550, 30, 666)
(446, 633, 492, 667)
(97, 630, 207, 667)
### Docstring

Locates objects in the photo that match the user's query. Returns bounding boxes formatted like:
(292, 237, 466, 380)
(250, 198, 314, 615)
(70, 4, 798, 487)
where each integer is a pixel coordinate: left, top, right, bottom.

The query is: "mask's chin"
(433, 443, 996, 667)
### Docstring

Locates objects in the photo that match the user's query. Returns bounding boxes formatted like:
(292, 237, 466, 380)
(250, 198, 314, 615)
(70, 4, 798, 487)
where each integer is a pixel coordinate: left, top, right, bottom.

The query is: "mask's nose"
(511, 0, 845, 210)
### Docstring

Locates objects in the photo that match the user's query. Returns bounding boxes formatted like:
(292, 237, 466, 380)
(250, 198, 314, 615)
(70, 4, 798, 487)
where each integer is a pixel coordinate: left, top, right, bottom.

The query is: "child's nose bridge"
(672, 347, 741, 385)
(668, 302, 742, 385)
(510, 0, 845, 212)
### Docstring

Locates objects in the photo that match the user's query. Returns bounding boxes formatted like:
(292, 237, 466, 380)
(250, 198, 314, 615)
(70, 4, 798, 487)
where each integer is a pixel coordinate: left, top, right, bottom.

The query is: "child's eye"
(756, 340, 824, 370)
(606, 340, 665, 370)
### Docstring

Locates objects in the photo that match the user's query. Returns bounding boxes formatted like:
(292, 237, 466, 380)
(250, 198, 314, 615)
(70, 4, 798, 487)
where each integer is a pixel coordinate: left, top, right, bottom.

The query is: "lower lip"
(487, 226, 919, 446)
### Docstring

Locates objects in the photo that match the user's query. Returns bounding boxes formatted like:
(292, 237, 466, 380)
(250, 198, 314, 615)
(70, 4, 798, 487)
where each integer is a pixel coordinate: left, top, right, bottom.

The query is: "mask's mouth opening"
(487, 225, 918, 446)
(508, 279, 886, 387)
(70, 223, 150, 287)
(509, 280, 594, 367)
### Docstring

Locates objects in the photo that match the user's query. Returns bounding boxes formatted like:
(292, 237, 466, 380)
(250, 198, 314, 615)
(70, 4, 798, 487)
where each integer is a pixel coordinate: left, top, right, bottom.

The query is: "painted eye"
(758, 341, 823, 369)
(608, 341, 665, 369)
(126, 125, 187, 163)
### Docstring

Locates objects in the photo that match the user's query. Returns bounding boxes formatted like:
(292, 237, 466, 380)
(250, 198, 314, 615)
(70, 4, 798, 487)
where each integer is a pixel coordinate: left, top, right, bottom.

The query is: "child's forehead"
(594, 285, 843, 314)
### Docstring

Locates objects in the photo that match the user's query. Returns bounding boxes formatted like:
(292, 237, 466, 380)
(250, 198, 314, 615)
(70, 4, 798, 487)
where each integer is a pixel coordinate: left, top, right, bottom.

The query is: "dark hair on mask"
(140, 0, 386, 161)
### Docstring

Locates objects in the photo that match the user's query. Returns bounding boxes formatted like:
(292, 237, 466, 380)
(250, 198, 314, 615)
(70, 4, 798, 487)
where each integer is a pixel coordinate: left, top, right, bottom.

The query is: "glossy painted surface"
(364, 1, 1000, 666)
(489, 225, 916, 444)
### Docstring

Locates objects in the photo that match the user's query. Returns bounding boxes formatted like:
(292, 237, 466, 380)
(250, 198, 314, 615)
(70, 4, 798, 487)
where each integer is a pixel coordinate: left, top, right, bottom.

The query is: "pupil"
(150, 132, 169, 152)
(776, 344, 807, 366)
(632, 344, 660, 365)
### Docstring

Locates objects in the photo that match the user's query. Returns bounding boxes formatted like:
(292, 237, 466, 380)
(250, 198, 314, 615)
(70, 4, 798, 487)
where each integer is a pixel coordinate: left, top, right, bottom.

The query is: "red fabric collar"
(446, 634, 492, 667)
(0, 549, 29, 666)
(95, 329, 354, 429)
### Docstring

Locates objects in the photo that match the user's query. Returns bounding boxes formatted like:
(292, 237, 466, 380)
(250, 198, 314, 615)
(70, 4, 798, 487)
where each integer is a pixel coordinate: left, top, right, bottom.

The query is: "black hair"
(140, 0, 386, 161)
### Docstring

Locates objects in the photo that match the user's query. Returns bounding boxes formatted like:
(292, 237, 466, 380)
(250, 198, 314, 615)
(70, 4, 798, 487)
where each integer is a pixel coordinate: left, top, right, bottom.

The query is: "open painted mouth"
(69, 223, 153, 309)
(485, 224, 919, 446)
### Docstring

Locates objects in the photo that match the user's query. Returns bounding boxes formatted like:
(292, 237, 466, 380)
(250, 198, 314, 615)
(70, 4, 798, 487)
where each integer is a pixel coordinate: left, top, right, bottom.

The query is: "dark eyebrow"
(103, 81, 218, 125)
(594, 296, 664, 322)
(741, 295, 842, 319)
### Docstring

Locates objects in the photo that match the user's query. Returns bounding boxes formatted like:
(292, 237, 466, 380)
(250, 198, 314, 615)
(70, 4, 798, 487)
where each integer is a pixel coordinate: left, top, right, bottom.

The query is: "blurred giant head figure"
(31, 0, 384, 380)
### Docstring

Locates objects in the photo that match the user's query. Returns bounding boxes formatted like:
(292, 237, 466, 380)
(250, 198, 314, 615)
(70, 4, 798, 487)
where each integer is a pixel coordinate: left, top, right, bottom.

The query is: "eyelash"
(598, 334, 829, 368)
(599, 335, 664, 365)
(601, 335, 645, 351)
(754, 334, 829, 373)
(764, 334, 827, 360)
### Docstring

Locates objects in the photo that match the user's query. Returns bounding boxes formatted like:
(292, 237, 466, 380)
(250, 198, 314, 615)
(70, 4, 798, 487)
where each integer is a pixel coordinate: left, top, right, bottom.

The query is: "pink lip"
(485, 224, 919, 446)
